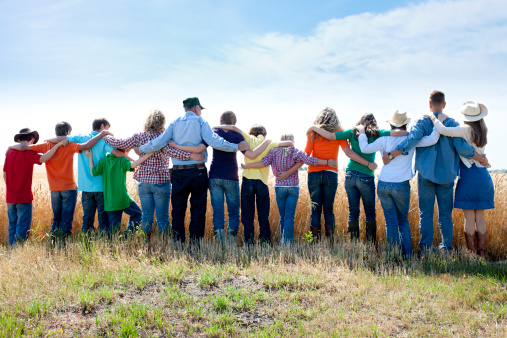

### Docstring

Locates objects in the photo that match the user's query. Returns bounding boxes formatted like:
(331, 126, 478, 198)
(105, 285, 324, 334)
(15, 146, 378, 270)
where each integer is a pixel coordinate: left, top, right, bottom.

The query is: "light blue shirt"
(139, 111, 238, 165)
(67, 132, 114, 192)
(395, 113, 475, 184)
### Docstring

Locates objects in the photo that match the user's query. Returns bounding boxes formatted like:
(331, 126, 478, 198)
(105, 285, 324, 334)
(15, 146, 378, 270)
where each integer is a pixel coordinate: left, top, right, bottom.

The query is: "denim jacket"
(395, 112, 475, 184)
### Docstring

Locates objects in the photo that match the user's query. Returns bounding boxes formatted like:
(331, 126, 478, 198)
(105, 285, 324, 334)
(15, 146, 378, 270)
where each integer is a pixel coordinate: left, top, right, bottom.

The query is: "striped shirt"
(103, 132, 191, 184)
(261, 146, 319, 187)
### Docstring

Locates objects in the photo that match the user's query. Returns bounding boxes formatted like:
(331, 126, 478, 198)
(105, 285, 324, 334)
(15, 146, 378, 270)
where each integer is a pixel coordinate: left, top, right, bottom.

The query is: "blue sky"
(1, 0, 506, 169)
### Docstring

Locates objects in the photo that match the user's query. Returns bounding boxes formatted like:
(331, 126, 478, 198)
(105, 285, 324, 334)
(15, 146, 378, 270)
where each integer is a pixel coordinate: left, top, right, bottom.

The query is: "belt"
(172, 164, 206, 170)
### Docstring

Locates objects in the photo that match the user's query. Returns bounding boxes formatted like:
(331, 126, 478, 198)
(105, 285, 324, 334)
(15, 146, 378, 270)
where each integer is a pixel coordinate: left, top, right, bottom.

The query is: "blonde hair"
(144, 110, 166, 133)
(312, 107, 341, 142)
(280, 133, 294, 157)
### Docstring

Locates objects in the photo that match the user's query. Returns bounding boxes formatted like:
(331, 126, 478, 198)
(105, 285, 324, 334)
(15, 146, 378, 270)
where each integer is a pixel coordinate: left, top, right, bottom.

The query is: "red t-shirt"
(4, 149, 42, 203)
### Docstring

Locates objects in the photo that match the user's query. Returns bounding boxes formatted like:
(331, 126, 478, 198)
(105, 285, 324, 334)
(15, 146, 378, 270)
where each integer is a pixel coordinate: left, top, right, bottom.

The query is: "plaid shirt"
(261, 146, 318, 187)
(104, 132, 191, 184)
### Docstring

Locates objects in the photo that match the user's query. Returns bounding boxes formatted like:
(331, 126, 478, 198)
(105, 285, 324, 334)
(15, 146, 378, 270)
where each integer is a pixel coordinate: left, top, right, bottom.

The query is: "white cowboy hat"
(461, 101, 488, 122)
(386, 110, 411, 127)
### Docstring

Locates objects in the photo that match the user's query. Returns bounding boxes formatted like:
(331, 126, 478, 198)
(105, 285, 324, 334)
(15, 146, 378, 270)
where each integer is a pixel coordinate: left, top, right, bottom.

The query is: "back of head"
(18, 134, 35, 142)
(355, 113, 379, 140)
(92, 118, 110, 132)
(312, 107, 340, 142)
(280, 133, 294, 157)
(249, 124, 267, 137)
(55, 121, 72, 136)
(144, 109, 166, 133)
(429, 90, 446, 110)
(464, 119, 488, 148)
(220, 111, 237, 125)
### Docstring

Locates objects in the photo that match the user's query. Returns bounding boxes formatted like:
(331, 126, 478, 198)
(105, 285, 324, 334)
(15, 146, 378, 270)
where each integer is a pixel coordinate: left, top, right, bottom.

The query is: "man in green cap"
(138, 97, 249, 243)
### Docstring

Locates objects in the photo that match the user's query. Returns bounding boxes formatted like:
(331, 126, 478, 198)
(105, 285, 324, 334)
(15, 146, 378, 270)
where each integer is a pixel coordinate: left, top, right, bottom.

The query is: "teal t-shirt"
(92, 154, 134, 211)
(334, 129, 391, 176)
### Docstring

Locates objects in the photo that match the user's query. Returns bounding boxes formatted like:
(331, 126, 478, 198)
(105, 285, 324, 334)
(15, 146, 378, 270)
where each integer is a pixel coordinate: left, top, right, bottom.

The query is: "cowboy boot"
(365, 221, 377, 244)
(476, 231, 487, 258)
(347, 221, 360, 240)
(310, 226, 321, 242)
(325, 225, 334, 242)
(464, 231, 476, 253)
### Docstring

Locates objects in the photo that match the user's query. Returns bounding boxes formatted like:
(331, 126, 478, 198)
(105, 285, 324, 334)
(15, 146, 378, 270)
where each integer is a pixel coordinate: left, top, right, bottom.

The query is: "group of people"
(4, 91, 494, 257)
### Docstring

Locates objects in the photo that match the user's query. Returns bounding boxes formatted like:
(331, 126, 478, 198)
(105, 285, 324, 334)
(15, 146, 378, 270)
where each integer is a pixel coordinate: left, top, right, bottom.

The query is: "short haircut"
(18, 134, 35, 142)
(92, 118, 110, 131)
(220, 111, 237, 125)
(184, 105, 198, 110)
(249, 124, 267, 137)
(55, 121, 72, 136)
(429, 90, 445, 105)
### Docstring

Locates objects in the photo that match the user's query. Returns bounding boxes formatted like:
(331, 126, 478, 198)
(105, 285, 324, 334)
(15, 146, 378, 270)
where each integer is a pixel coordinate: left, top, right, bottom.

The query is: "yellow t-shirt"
(241, 131, 279, 185)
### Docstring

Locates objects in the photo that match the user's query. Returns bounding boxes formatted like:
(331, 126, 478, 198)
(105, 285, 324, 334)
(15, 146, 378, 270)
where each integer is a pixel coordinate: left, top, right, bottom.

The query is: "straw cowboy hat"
(461, 101, 488, 122)
(386, 110, 411, 127)
(14, 128, 39, 144)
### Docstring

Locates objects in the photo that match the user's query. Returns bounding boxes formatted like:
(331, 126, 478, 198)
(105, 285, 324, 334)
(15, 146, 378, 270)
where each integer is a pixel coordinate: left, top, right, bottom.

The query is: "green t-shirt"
(92, 154, 134, 211)
(334, 129, 391, 176)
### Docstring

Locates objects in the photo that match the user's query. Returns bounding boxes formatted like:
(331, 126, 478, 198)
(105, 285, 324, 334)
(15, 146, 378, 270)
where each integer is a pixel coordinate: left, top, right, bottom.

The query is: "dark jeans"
(107, 201, 143, 233)
(171, 167, 209, 242)
(81, 191, 109, 232)
(344, 170, 376, 222)
(7, 203, 32, 246)
(241, 178, 271, 244)
(307, 171, 338, 228)
(50, 189, 78, 235)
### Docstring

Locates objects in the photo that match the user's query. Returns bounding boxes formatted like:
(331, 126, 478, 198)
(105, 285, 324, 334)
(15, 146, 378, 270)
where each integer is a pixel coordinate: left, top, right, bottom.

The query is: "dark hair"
(18, 134, 35, 142)
(249, 124, 267, 137)
(92, 118, 110, 131)
(464, 119, 488, 148)
(55, 121, 72, 136)
(429, 90, 445, 105)
(354, 113, 379, 140)
(184, 105, 198, 110)
(220, 111, 237, 125)
(391, 124, 407, 130)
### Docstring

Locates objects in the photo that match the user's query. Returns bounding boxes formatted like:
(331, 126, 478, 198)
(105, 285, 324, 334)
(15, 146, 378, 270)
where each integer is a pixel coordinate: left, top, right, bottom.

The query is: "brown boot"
(464, 231, 476, 253)
(325, 225, 334, 242)
(476, 231, 487, 258)
(310, 226, 321, 242)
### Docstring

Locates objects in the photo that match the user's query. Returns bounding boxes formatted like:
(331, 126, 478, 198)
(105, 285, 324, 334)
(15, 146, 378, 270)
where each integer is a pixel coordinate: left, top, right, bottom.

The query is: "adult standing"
(137, 97, 249, 243)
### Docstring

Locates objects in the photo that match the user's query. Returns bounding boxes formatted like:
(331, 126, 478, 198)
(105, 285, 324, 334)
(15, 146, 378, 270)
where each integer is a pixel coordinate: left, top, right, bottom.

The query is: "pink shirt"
(261, 146, 318, 187)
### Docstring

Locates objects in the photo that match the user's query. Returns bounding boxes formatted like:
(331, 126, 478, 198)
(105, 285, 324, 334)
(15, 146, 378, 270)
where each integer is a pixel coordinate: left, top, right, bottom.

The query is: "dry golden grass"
(1, 166, 506, 258)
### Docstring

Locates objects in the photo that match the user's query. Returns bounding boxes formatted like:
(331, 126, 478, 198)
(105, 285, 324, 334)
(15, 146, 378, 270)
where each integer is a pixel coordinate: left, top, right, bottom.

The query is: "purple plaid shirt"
(261, 146, 318, 187)
(104, 132, 191, 184)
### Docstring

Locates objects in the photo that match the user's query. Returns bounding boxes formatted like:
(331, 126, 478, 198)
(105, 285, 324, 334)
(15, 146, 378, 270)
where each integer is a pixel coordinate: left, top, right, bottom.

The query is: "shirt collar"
(185, 111, 196, 116)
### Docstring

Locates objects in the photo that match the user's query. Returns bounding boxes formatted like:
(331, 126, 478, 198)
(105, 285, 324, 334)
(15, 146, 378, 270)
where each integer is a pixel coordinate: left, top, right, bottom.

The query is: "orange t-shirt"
(31, 142, 80, 191)
(304, 129, 349, 173)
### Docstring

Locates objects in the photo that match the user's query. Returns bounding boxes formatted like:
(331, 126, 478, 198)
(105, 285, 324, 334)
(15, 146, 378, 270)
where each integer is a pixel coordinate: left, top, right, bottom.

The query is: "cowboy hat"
(14, 128, 39, 144)
(461, 101, 487, 122)
(386, 110, 411, 127)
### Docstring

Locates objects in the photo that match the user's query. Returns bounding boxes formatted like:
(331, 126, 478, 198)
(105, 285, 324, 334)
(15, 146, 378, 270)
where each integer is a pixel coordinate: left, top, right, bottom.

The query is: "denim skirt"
(454, 161, 495, 210)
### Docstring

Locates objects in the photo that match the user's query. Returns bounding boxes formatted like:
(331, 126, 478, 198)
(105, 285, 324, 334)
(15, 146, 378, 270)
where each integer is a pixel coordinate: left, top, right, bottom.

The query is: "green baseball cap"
(183, 97, 205, 109)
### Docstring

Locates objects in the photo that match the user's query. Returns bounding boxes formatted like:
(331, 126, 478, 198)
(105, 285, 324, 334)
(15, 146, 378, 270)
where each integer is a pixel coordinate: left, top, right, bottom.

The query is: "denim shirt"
(139, 111, 238, 165)
(395, 112, 475, 184)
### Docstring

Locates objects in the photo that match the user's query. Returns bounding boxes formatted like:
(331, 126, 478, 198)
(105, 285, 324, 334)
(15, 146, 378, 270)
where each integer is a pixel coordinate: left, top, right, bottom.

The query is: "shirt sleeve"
(139, 124, 173, 153)
(395, 118, 430, 154)
(334, 129, 352, 140)
(92, 159, 104, 176)
(440, 118, 475, 159)
(358, 134, 384, 154)
(293, 149, 319, 166)
(31, 151, 42, 165)
(304, 133, 314, 156)
(103, 135, 138, 150)
(416, 127, 440, 148)
(261, 150, 274, 166)
(338, 139, 350, 150)
(122, 157, 133, 172)
(30, 143, 50, 153)
(433, 120, 469, 138)
(69, 142, 80, 154)
(164, 146, 191, 160)
(201, 120, 238, 152)
(67, 135, 88, 143)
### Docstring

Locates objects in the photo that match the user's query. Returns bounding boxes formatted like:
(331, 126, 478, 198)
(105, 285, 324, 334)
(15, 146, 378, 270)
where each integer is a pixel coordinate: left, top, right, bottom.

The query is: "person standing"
(137, 97, 249, 243)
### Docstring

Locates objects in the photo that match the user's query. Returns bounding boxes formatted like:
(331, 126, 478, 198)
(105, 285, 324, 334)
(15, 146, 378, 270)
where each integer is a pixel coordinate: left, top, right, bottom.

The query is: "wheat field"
(1, 166, 506, 258)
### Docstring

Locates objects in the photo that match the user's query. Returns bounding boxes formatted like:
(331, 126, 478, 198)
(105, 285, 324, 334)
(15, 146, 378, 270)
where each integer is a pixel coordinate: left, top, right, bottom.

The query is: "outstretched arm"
(45, 136, 67, 143)
(213, 125, 241, 134)
(241, 162, 266, 169)
(278, 141, 294, 147)
(5, 143, 30, 155)
(168, 141, 206, 154)
(343, 147, 377, 171)
(40, 139, 68, 163)
(78, 130, 113, 151)
(112, 149, 134, 161)
(131, 153, 154, 169)
(244, 139, 271, 159)
(307, 126, 336, 141)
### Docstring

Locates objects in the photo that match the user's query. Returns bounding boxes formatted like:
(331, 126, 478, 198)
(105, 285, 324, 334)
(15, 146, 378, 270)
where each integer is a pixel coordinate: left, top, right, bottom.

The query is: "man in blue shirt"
(385, 91, 488, 252)
(138, 97, 249, 243)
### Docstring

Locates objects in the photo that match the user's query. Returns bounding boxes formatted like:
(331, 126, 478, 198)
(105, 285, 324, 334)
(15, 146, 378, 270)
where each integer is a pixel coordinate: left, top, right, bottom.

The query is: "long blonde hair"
(312, 107, 341, 142)
(144, 110, 166, 133)
(280, 133, 294, 158)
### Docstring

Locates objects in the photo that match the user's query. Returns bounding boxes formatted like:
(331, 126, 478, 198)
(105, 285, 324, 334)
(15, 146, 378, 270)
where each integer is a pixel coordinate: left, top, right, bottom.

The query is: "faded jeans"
(7, 203, 32, 246)
(138, 182, 171, 234)
(275, 186, 299, 244)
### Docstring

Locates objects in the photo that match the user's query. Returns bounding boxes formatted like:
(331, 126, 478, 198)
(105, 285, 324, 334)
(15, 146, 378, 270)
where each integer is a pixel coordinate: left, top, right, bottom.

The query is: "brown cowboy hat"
(14, 128, 39, 144)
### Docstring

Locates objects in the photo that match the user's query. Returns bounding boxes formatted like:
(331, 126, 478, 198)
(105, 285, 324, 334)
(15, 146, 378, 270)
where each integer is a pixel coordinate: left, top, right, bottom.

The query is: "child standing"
(4, 128, 66, 246)
(242, 134, 337, 244)
(86, 149, 153, 234)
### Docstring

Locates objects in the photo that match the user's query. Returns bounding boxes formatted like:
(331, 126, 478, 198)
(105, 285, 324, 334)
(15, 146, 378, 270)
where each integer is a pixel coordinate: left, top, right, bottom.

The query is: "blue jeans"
(50, 189, 78, 234)
(307, 171, 338, 228)
(241, 178, 271, 244)
(275, 186, 299, 244)
(209, 178, 240, 232)
(377, 181, 413, 256)
(138, 182, 171, 234)
(81, 192, 109, 232)
(344, 170, 376, 222)
(418, 173, 455, 251)
(7, 203, 32, 246)
(107, 201, 143, 234)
